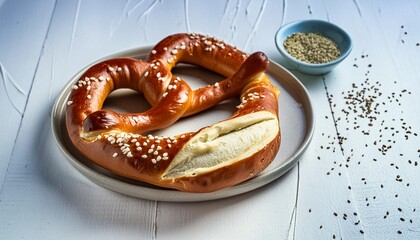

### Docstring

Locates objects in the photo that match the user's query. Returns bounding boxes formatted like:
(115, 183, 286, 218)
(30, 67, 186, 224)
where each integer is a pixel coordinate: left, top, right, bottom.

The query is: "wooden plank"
(289, 0, 420, 239)
(155, 1, 301, 239)
(0, 0, 56, 186)
(0, 0, 158, 238)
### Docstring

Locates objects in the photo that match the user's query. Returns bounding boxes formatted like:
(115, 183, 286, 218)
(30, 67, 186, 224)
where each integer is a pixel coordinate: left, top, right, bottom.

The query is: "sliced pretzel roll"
(66, 33, 280, 193)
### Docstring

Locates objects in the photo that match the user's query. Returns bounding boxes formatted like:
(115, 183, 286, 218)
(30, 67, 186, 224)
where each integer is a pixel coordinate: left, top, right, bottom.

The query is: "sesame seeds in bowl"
(275, 19, 352, 75)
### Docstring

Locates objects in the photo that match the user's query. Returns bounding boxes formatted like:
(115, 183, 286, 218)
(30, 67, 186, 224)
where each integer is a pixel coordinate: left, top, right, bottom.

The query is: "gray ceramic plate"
(51, 47, 314, 202)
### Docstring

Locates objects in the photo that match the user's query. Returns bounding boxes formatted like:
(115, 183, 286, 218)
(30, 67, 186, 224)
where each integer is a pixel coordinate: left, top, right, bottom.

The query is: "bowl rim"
(274, 19, 353, 68)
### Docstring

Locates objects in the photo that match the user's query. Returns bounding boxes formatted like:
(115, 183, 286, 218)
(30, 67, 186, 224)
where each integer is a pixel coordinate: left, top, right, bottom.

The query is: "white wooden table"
(1, 1, 419, 239)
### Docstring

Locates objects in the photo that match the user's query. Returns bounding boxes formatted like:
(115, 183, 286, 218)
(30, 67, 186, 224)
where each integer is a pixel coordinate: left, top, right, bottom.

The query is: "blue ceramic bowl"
(275, 19, 352, 75)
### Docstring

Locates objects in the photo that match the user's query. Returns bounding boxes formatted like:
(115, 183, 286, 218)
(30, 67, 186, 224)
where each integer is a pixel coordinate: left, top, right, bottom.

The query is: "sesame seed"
(171, 49, 178, 55)
(163, 152, 168, 157)
(148, 149, 153, 154)
(113, 153, 118, 157)
(151, 50, 157, 54)
(72, 85, 78, 90)
(67, 101, 73, 105)
(122, 148, 130, 154)
(141, 155, 147, 159)
(117, 67, 122, 71)
(153, 151, 158, 155)
(108, 66, 115, 72)
(204, 40, 212, 46)
(98, 76, 105, 81)
(151, 159, 157, 164)
(144, 71, 149, 77)
(87, 85, 91, 91)
(87, 95, 92, 99)
(136, 147, 142, 151)
(127, 152, 133, 158)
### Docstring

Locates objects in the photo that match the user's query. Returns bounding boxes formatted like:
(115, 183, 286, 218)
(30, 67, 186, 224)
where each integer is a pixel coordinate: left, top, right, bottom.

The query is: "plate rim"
(51, 46, 315, 202)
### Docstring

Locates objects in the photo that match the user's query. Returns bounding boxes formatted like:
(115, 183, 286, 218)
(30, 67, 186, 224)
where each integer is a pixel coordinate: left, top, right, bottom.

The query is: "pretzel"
(66, 33, 281, 193)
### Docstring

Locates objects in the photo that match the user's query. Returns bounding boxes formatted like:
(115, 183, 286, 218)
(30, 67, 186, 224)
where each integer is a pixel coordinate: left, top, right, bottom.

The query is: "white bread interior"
(162, 111, 279, 179)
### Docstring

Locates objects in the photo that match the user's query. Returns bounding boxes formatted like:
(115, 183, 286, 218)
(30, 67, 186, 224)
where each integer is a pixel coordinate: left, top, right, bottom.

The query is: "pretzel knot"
(66, 33, 281, 193)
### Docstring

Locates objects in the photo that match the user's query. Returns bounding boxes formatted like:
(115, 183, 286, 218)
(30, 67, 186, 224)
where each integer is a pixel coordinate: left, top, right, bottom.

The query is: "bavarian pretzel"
(66, 33, 281, 193)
